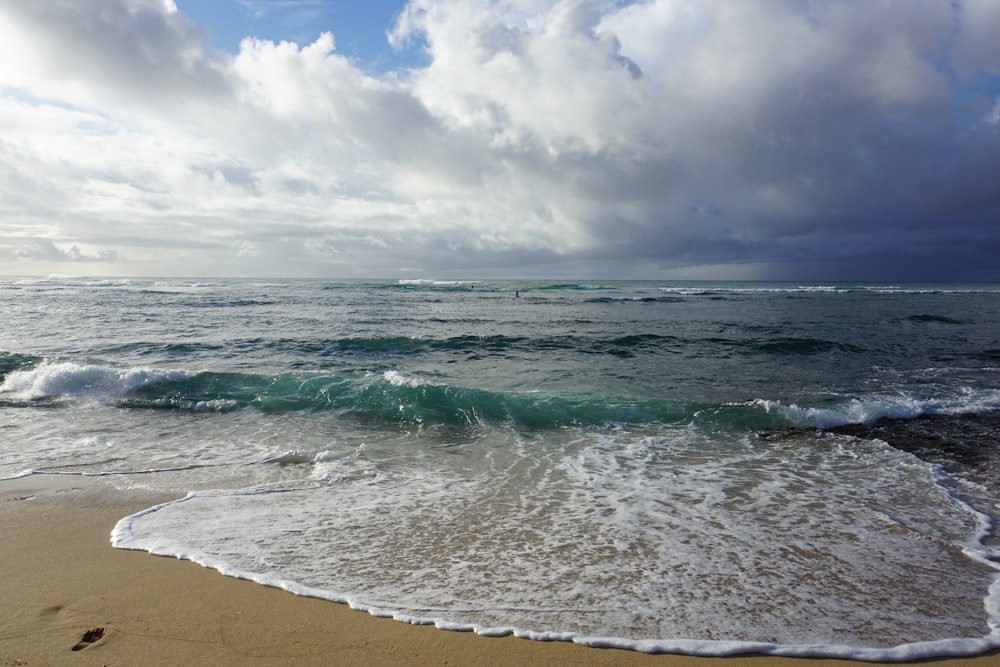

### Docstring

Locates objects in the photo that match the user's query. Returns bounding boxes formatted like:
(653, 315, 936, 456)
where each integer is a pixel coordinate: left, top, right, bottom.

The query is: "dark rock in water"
(829, 412, 1000, 484)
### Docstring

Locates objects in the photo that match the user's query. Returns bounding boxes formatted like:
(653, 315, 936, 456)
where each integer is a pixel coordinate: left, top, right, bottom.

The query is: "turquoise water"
(2, 277, 999, 659)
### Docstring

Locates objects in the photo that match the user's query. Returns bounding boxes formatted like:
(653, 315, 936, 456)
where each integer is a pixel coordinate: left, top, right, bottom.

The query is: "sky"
(0, 0, 998, 281)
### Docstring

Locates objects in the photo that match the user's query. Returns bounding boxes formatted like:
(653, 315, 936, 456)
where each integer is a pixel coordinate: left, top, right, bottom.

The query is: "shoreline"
(1, 474, 998, 666)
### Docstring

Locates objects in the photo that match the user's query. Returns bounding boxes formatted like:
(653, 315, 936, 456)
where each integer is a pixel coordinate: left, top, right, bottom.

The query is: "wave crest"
(0, 361, 196, 402)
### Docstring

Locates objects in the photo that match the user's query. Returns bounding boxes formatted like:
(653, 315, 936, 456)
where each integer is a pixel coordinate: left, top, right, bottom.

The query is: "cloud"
(0, 0, 998, 279)
(952, 0, 1000, 76)
(0, 0, 230, 114)
(0, 238, 119, 264)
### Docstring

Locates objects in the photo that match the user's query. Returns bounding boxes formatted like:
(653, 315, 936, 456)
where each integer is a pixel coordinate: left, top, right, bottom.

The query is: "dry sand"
(1, 475, 998, 667)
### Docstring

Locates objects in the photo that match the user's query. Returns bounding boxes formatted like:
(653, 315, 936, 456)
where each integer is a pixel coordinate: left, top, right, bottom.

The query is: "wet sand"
(1, 475, 997, 667)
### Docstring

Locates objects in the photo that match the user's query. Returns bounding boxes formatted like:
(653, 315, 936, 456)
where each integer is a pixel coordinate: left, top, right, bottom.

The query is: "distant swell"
(585, 296, 684, 304)
(908, 313, 970, 325)
(26, 332, 892, 366)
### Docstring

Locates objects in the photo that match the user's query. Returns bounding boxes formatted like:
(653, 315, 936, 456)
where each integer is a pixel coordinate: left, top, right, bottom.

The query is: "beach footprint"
(71, 627, 105, 651)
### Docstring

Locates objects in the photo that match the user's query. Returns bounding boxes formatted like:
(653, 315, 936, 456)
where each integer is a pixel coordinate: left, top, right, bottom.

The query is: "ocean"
(2, 276, 999, 660)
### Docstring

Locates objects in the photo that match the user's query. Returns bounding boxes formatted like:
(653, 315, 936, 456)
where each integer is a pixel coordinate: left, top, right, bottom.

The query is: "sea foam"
(0, 361, 196, 402)
(109, 425, 1000, 661)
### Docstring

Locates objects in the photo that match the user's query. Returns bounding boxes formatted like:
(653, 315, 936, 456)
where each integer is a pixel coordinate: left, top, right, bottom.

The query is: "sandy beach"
(1, 475, 997, 667)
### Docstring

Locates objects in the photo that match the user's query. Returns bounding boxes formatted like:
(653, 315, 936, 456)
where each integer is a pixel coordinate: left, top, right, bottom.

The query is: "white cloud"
(985, 99, 1000, 125)
(0, 0, 998, 279)
(952, 0, 1000, 76)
